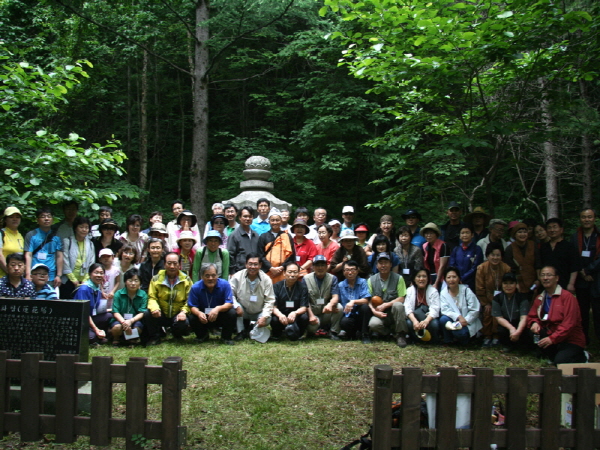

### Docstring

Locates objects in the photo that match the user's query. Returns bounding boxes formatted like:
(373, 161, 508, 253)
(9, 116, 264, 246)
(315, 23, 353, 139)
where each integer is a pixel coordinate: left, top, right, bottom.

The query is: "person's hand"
(584, 275, 594, 282)
(484, 304, 492, 315)
(374, 311, 387, 319)
(278, 314, 288, 326)
(458, 316, 468, 327)
(176, 311, 187, 322)
(530, 322, 541, 334)
(288, 311, 297, 323)
(207, 309, 219, 322)
(376, 303, 389, 312)
(323, 303, 333, 314)
(538, 336, 553, 348)
(344, 301, 354, 314)
(53, 276, 62, 288)
(96, 329, 106, 339)
(151, 309, 162, 318)
(236, 306, 243, 317)
(196, 310, 208, 324)
(309, 315, 319, 325)
(257, 316, 268, 327)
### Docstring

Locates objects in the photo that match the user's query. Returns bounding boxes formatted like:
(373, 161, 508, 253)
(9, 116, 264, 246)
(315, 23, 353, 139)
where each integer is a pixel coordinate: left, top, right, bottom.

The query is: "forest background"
(1, 0, 599, 233)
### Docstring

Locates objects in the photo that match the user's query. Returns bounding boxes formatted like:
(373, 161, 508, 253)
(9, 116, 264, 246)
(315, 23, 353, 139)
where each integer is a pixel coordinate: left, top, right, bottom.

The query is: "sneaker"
(195, 335, 208, 344)
(145, 339, 161, 347)
(338, 330, 347, 339)
(396, 335, 408, 348)
(221, 338, 235, 346)
(482, 338, 492, 348)
(491, 338, 500, 347)
(361, 336, 372, 344)
(330, 333, 341, 341)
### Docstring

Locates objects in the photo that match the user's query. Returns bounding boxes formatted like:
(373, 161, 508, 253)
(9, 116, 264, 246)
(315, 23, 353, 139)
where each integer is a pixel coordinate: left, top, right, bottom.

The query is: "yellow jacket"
(147, 270, 192, 317)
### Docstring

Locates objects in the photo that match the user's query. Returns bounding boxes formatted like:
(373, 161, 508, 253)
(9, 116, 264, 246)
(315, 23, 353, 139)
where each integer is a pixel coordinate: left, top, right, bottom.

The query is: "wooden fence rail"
(0, 351, 186, 449)
(372, 365, 600, 450)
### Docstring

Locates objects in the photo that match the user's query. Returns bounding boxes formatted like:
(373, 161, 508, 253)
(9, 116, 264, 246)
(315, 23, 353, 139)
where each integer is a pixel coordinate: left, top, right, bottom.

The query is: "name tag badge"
(296, 255, 301, 262)
(494, 290, 502, 296)
(316, 298, 325, 305)
(37, 251, 48, 260)
(286, 301, 294, 308)
(205, 308, 213, 314)
(250, 295, 258, 303)
(542, 314, 549, 321)
(124, 313, 133, 320)
(403, 268, 410, 275)
(582, 250, 591, 258)
(92, 309, 97, 316)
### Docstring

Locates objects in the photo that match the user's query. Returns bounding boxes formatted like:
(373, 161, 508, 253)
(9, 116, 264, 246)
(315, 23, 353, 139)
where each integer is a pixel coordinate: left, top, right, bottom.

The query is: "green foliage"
(0, 42, 141, 217)
(322, 0, 599, 214)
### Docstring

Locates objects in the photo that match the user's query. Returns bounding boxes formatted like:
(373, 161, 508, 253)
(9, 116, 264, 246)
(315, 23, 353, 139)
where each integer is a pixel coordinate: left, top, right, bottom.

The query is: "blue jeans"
(439, 315, 470, 345)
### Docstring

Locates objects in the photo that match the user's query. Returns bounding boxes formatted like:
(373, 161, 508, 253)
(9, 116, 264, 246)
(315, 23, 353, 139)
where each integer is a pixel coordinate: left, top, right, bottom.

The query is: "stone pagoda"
(222, 156, 291, 211)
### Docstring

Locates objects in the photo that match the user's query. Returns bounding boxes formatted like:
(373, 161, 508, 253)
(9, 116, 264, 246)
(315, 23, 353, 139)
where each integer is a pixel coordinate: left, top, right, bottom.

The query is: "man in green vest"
(305, 255, 343, 340)
(368, 252, 408, 347)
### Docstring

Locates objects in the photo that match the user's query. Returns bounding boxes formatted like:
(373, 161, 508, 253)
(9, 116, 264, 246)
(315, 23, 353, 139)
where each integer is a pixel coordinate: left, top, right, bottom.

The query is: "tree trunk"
(190, 0, 209, 230)
(579, 79, 593, 209)
(139, 49, 148, 190)
(540, 79, 558, 219)
(126, 63, 132, 181)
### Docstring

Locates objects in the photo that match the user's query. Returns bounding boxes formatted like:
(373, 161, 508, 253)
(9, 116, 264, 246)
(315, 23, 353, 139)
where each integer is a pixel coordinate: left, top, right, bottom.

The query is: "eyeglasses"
(246, 262, 260, 267)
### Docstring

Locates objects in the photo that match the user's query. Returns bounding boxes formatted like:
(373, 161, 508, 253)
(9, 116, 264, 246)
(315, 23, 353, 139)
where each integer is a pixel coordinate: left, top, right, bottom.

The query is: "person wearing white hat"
(257, 208, 295, 284)
(0, 206, 24, 277)
(341, 206, 355, 233)
(30, 263, 58, 300)
(329, 230, 369, 281)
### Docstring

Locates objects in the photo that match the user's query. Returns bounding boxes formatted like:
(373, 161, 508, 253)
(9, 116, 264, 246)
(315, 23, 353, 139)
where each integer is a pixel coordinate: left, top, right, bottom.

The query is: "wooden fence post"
(471, 367, 493, 450)
(505, 368, 528, 450)
(401, 367, 423, 450)
(20, 352, 43, 442)
(372, 365, 393, 450)
(0, 350, 10, 438)
(126, 357, 148, 450)
(539, 368, 561, 450)
(55, 354, 79, 443)
(90, 356, 113, 446)
(161, 356, 185, 450)
(436, 367, 459, 450)
(574, 367, 596, 449)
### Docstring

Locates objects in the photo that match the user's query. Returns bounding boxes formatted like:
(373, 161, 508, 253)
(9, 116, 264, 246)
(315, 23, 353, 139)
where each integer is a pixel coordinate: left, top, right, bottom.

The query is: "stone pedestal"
(222, 156, 291, 212)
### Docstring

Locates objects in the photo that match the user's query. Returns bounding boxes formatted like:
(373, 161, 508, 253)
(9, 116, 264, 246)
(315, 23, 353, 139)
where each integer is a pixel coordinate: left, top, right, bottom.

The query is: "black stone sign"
(0, 298, 89, 362)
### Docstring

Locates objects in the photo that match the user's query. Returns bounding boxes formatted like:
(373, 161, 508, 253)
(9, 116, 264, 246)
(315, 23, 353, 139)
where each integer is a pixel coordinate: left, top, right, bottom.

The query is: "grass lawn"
(2, 335, 597, 449)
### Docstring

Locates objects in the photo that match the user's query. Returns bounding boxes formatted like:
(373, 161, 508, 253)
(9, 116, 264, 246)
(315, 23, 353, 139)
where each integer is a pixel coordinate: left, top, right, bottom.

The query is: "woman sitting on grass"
(439, 266, 481, 346)
(404, 268, 440, 344)
(74, 263, 113, 346)
(110, 268, 147, 347)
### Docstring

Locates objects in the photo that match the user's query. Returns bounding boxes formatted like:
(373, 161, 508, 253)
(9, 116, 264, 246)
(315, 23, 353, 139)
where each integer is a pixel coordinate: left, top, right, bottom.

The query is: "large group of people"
(0, 199, 596, 365)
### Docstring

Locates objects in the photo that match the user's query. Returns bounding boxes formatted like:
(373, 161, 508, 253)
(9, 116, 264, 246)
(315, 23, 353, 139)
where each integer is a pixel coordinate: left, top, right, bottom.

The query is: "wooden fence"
(0, 351, 186, 449)
(372, 365, 600, 450)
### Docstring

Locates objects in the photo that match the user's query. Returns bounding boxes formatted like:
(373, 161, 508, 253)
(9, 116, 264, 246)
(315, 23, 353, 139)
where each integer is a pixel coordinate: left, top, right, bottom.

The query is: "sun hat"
(177, 210, 197, 227)
(464, 207, 491, 225)
(339, 229, 359, 241)
(291, 218, 310, 234)
(420, 223, 441, 237)
(203, 230, 223, 245)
